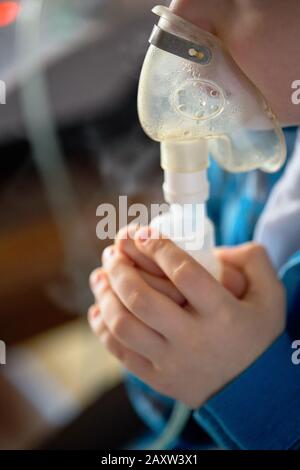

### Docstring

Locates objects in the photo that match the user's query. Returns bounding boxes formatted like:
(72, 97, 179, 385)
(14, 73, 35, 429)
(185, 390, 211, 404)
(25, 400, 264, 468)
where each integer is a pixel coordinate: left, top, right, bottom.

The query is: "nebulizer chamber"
(137, 5, 286, 448)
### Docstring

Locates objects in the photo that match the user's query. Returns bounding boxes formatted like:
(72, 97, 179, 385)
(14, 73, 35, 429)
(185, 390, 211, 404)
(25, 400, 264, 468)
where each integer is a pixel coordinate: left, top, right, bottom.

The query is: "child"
(88, 0, 300, 450)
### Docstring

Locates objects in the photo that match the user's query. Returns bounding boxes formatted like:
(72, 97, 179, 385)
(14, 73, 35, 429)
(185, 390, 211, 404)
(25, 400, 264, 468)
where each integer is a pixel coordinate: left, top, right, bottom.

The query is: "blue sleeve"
(194, 256, 300, 450)
(194, 332, 300, 450)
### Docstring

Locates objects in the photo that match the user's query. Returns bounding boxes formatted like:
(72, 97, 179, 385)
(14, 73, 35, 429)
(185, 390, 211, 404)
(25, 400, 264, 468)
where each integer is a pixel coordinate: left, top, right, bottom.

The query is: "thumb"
(220, 262, 248, 299)
(215, 243, 279, 301)
(215, 247, 249, 299)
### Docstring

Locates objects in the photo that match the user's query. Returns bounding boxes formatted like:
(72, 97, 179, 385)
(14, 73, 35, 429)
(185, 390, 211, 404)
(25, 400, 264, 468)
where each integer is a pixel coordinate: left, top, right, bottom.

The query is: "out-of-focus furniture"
(0, 318, 126, 449)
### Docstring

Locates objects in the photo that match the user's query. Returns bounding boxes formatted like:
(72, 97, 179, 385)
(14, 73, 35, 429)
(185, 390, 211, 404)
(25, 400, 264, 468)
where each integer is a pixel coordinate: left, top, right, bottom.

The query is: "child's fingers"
(216, 243, 285, 307)
(90, 264, 185, 306)
(116, 225, 165, 277)
(216, 243, 276, 280)
(89, 268, 109, 297)
(99, 287, 168, 363)
(213, 249, 248, 299)
(89, 273, 169, 362)
(138, 269, 186, 305)
(88, 299, 166, 367)
(103, 247, 187, 338)
(134, 227, 229, 316)
(88, 304, 104, 333)
(221, 264, 248, 299)
(99, 327, 126, 362)
(97, 324, 157, 384)
(216, 243, 280, 289)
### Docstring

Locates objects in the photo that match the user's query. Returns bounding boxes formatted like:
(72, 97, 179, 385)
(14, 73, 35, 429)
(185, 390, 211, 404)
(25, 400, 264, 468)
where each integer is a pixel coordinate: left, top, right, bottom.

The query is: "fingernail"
(90, 305, 100, 320)
(136, 227, 152, 243)
(128, 224, 139, 239)
(102, 246, 115, 263)
(90, 270, 102, 289)
(95, 271, 107, 291)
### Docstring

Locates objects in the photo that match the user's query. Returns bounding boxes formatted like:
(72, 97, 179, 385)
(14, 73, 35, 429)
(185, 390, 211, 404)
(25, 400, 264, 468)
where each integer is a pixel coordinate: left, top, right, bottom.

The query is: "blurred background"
(0, 0, 166, 449)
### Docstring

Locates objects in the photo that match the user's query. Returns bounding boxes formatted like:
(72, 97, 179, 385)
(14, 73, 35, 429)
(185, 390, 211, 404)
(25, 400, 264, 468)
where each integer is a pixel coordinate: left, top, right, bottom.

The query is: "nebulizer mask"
(137, 5, 286, 449)
(138, 5, 286, 279)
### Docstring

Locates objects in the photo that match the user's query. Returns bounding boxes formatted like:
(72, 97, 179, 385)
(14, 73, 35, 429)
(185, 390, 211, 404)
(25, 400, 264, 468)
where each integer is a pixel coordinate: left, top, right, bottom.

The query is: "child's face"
(170, 0, 300, 126)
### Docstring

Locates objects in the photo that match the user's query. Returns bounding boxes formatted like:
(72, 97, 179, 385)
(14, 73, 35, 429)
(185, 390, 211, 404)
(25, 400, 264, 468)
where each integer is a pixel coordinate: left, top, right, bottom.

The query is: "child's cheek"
(219, 7, 300, 125)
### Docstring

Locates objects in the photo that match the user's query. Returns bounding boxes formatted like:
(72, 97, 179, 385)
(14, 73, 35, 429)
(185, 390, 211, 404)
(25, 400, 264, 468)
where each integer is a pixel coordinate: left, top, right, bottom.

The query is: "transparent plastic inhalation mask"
(138, 5, 286, 173)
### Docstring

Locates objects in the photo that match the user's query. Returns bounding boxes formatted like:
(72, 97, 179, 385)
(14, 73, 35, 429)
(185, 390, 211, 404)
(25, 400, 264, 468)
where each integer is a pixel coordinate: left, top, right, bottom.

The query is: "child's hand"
(89, 228, 285, 409)
(116, 225, 247, 300)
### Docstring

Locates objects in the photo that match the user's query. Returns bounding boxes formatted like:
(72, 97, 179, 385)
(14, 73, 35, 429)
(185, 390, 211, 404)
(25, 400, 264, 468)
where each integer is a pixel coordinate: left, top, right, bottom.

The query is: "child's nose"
(170, 0, 217, 35)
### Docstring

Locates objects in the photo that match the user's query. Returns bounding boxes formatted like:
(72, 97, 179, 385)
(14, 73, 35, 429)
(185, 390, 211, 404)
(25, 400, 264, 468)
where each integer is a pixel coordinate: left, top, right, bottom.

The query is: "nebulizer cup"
(137, 5, 286, 449)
